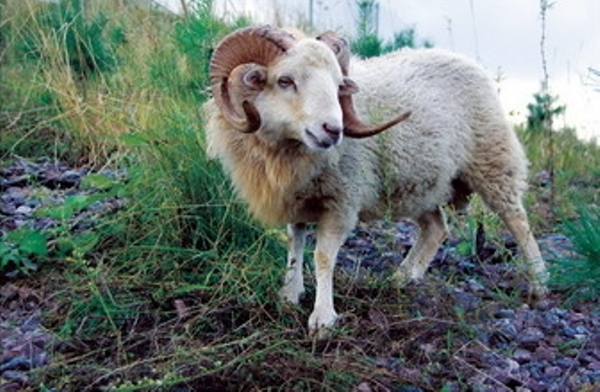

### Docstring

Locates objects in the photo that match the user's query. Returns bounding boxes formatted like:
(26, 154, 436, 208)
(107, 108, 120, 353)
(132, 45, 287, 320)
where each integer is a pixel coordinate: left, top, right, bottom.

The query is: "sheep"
(203, 26, 548, 335)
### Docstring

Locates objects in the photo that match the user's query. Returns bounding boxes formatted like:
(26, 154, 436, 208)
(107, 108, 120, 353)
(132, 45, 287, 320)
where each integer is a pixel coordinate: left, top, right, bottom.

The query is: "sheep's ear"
(242, 65, 268, 90)
(339, 77, 359, 96)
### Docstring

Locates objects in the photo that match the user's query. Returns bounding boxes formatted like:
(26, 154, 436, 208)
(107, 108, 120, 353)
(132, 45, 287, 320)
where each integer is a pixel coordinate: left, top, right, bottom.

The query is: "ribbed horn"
(210, 26, 296, 133)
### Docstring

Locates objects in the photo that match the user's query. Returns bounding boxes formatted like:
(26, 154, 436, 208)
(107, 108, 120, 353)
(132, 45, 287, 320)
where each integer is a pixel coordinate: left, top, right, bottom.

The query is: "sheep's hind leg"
(394, 207, 448, 285)
(472, 172, 548, 297)
(279, 223, 307, 304)
(498, 208, 549, 298)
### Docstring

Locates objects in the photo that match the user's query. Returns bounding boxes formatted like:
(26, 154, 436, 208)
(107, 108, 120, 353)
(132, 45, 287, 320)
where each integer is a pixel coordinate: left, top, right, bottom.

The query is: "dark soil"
(1, 158, 599, 391)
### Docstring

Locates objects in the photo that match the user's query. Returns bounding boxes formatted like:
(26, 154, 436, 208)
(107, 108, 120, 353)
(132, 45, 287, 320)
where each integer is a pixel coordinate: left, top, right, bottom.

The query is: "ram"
(203, 26, 548, 334)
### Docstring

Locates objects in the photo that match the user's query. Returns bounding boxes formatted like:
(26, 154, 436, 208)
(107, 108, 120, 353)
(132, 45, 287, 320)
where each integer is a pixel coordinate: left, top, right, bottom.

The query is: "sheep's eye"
(277, 76, 295, 89)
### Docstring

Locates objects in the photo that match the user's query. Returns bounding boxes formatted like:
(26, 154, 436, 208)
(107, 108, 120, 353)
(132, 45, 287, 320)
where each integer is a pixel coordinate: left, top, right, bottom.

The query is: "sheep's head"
(210, 26, 410, 150)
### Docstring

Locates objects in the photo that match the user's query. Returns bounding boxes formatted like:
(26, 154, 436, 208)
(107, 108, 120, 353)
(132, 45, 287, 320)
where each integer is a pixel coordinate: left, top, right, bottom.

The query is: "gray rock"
(555, 357, 577, 369)
(15, 206, 33, 216)
(543, 365, 562, 377)
(495, 308, 516, 319)
(518, 328, 546, 348)
(1, 370, 29, 384)
(0, 356, 32, 372)
(588, 361, 600, 371)
(513, 348, 533, 364)
(533, 346, 557, 362)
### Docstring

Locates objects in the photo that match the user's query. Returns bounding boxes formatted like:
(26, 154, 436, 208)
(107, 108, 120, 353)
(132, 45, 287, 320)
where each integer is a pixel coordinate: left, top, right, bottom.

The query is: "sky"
(157, 0, 600, 141)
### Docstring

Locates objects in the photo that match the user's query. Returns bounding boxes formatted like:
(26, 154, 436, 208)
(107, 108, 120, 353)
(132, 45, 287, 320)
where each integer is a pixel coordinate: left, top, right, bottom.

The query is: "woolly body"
(204, 38, 546, 334)
(206, 48, 527, 228)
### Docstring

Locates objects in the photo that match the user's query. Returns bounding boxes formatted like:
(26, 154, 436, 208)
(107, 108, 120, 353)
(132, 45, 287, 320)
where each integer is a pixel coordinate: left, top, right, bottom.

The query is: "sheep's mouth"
(305, 129, 335, 149)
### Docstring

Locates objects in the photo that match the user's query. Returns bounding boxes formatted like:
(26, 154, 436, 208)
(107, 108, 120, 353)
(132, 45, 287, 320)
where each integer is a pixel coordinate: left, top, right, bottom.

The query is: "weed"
(0, 227, 47, 277)
(549, 205, 600, 302)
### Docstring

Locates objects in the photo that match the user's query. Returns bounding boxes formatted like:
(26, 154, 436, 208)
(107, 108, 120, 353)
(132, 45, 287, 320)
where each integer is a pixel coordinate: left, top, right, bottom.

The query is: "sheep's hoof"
(529, 281, 549, 300)
(278, 285, 305, 305)
(527, 267, 549, 300)
(308, 309, 338, 339)
(392, 265, 424, 288)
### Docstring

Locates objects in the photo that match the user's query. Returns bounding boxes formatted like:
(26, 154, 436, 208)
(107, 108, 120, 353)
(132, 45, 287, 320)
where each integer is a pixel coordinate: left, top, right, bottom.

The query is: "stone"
(495, 308, 516, 319)
(1, 370, 29, 384)
(15, 206, 33, 215)
(533, 346, 557, 362)
(544, 366, 562, 377)
(588, 361, 600, 371)
(518, 328, 545, 348)
(513, 348, 533, 364)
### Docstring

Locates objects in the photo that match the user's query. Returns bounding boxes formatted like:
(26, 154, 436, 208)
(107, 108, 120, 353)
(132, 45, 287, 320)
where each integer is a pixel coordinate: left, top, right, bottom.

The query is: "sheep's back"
(347, 49, 524, 219)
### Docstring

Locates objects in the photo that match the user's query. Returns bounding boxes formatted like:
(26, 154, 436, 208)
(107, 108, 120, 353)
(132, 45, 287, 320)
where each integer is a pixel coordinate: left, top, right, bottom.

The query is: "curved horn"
(210, 26, 296, 133)
(341, 96, 412, 138)
(317, 31, 411, 138)
(316, 31, 350, 75)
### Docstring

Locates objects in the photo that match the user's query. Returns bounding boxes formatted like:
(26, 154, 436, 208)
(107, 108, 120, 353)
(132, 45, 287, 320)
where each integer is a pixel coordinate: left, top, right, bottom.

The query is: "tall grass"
(2, 0, 283, 333)
(1, 0, 126, 163)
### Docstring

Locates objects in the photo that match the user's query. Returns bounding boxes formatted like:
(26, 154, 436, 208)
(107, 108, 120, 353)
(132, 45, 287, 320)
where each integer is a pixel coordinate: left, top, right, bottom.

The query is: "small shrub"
(0, 228, 48, 278)
(550, 205, 600, 301)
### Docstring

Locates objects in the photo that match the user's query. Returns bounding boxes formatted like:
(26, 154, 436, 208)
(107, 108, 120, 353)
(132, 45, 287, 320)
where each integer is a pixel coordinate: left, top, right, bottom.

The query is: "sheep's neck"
(230, 137, 318, 226)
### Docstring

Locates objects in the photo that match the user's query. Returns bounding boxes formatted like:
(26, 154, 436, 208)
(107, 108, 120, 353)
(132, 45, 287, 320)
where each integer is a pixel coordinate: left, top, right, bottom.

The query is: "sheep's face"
(252, 40, 358, 151)
(211, 27, 410, 143)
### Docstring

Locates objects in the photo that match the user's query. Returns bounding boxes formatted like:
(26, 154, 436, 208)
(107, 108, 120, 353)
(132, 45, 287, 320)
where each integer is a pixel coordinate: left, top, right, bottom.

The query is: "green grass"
(518, 125, 600, 224)
(549, 205, 600, 302)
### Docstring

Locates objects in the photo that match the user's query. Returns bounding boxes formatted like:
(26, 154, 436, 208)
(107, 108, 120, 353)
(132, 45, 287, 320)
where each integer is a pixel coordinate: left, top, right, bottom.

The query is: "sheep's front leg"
(308, 227, 346, 335)
(279, 223, 307, 304)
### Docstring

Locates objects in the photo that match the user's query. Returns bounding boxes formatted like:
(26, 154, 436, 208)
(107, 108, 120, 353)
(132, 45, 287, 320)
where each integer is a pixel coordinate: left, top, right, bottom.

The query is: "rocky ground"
(1, 158, 123, 391)
(1, 158, 599, 391)
(335, 224, 600, 391)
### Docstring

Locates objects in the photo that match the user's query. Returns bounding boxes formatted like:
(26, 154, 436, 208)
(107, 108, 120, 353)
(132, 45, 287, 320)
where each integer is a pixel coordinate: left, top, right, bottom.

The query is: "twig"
(539, 0, 555, 217)
(452, 354, 513, 391)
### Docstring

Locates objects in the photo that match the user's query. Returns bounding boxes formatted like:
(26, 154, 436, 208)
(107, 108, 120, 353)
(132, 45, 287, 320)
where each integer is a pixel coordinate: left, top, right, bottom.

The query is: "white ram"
(203, 26, 548, 334)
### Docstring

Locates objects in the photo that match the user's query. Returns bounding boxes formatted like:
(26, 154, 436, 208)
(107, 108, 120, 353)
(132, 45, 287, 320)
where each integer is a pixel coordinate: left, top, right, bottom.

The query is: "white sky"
(158, 0, 600, 141)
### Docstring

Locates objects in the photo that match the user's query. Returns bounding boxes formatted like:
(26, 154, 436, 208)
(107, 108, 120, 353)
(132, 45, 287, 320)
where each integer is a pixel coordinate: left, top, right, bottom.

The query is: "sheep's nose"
(323, 122, 342, 142)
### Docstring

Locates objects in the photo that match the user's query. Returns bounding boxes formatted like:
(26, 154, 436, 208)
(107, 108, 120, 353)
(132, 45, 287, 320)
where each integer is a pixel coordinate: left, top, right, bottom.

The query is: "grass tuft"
(549, 205, 600, 302)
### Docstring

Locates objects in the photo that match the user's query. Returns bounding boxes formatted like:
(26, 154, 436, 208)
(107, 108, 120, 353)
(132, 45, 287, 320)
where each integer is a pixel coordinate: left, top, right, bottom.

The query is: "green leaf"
(456, 241, 472, 257)
(19, 231, 48, 257)
(20, 257, 39, 272)
(1, 249, 20, 269)
(120, 133, 148, 147)
(55, 237, 75, 256)
(0, 242, 14, 256)
(65, 194, 94, 211)
(8, 228, 48, 257)
(38, 193, 108, 220)
(72, 231, 100, 254)
(38, 203, 74, 220)
(82, 173, 116, 190)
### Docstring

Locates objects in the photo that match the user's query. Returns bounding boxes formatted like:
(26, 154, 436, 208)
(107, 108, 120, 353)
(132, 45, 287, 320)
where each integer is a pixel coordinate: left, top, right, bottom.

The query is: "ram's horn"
(210, 26, 296, 133)
(317, 30, 411, 138)
(316, 31, 350, 75)
(341, 95, 412, 138)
